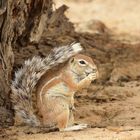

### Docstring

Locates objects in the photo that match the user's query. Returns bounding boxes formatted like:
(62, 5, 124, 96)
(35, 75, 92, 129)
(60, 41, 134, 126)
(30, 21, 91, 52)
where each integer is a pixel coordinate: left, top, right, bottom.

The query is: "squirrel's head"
(69, 54, 99, 80)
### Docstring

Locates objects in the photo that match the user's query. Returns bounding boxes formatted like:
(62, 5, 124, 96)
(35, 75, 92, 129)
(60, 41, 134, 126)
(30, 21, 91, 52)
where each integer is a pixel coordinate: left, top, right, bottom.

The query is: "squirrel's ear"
(70, 57, 75, 63)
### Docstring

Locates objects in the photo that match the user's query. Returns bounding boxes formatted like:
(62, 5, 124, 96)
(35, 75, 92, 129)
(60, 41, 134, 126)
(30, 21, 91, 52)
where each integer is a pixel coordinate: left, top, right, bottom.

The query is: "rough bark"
(0, 0, 53, 127)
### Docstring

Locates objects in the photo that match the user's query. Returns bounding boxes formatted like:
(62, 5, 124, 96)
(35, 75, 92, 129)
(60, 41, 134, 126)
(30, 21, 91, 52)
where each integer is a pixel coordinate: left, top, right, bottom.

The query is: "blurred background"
(54, 0, 140, 43)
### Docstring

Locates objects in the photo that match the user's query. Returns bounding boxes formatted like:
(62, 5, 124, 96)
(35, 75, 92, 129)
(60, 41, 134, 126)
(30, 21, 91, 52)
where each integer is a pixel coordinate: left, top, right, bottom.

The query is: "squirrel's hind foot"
(60, 124, 88, 132)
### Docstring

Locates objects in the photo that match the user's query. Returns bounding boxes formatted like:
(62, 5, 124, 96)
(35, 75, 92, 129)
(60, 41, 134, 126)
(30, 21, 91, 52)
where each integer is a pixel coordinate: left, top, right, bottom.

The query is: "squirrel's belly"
(38, 82, 73, 126)
(41, 93, 70, 126)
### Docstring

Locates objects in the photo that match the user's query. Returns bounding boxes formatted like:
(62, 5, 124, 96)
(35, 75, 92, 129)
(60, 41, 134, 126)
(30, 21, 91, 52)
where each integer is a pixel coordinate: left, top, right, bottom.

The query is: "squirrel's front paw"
(88, 73, 97, 81)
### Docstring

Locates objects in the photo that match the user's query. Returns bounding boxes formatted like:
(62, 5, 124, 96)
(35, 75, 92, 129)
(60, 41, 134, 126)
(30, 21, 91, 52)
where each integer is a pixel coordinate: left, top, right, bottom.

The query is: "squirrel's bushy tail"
(11, 43, 82, 126)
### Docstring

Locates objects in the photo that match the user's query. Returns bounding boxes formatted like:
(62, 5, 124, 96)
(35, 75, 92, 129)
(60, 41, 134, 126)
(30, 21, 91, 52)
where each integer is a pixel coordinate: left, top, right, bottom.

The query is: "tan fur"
(11, 43, 83, 126)
(36, 54, 98, 130)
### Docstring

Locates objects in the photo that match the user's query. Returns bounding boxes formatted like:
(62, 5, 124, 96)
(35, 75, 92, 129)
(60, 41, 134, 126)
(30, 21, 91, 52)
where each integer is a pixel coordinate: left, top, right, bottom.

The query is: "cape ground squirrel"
(11, 43, 98, 131)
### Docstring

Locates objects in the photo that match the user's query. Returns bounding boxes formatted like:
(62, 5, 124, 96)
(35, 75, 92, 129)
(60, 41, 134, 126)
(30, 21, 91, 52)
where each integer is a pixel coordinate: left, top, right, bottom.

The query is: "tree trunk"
(0, 0, 53, 127)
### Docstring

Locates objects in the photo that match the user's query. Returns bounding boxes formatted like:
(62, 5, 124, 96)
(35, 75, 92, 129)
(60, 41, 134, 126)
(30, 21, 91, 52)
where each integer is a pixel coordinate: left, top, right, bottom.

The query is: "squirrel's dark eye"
(79, 60, 86, 65)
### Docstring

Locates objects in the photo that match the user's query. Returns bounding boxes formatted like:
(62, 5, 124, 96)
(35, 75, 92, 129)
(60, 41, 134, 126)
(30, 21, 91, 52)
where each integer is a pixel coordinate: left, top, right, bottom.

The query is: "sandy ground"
(6, 128, 140, 140)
